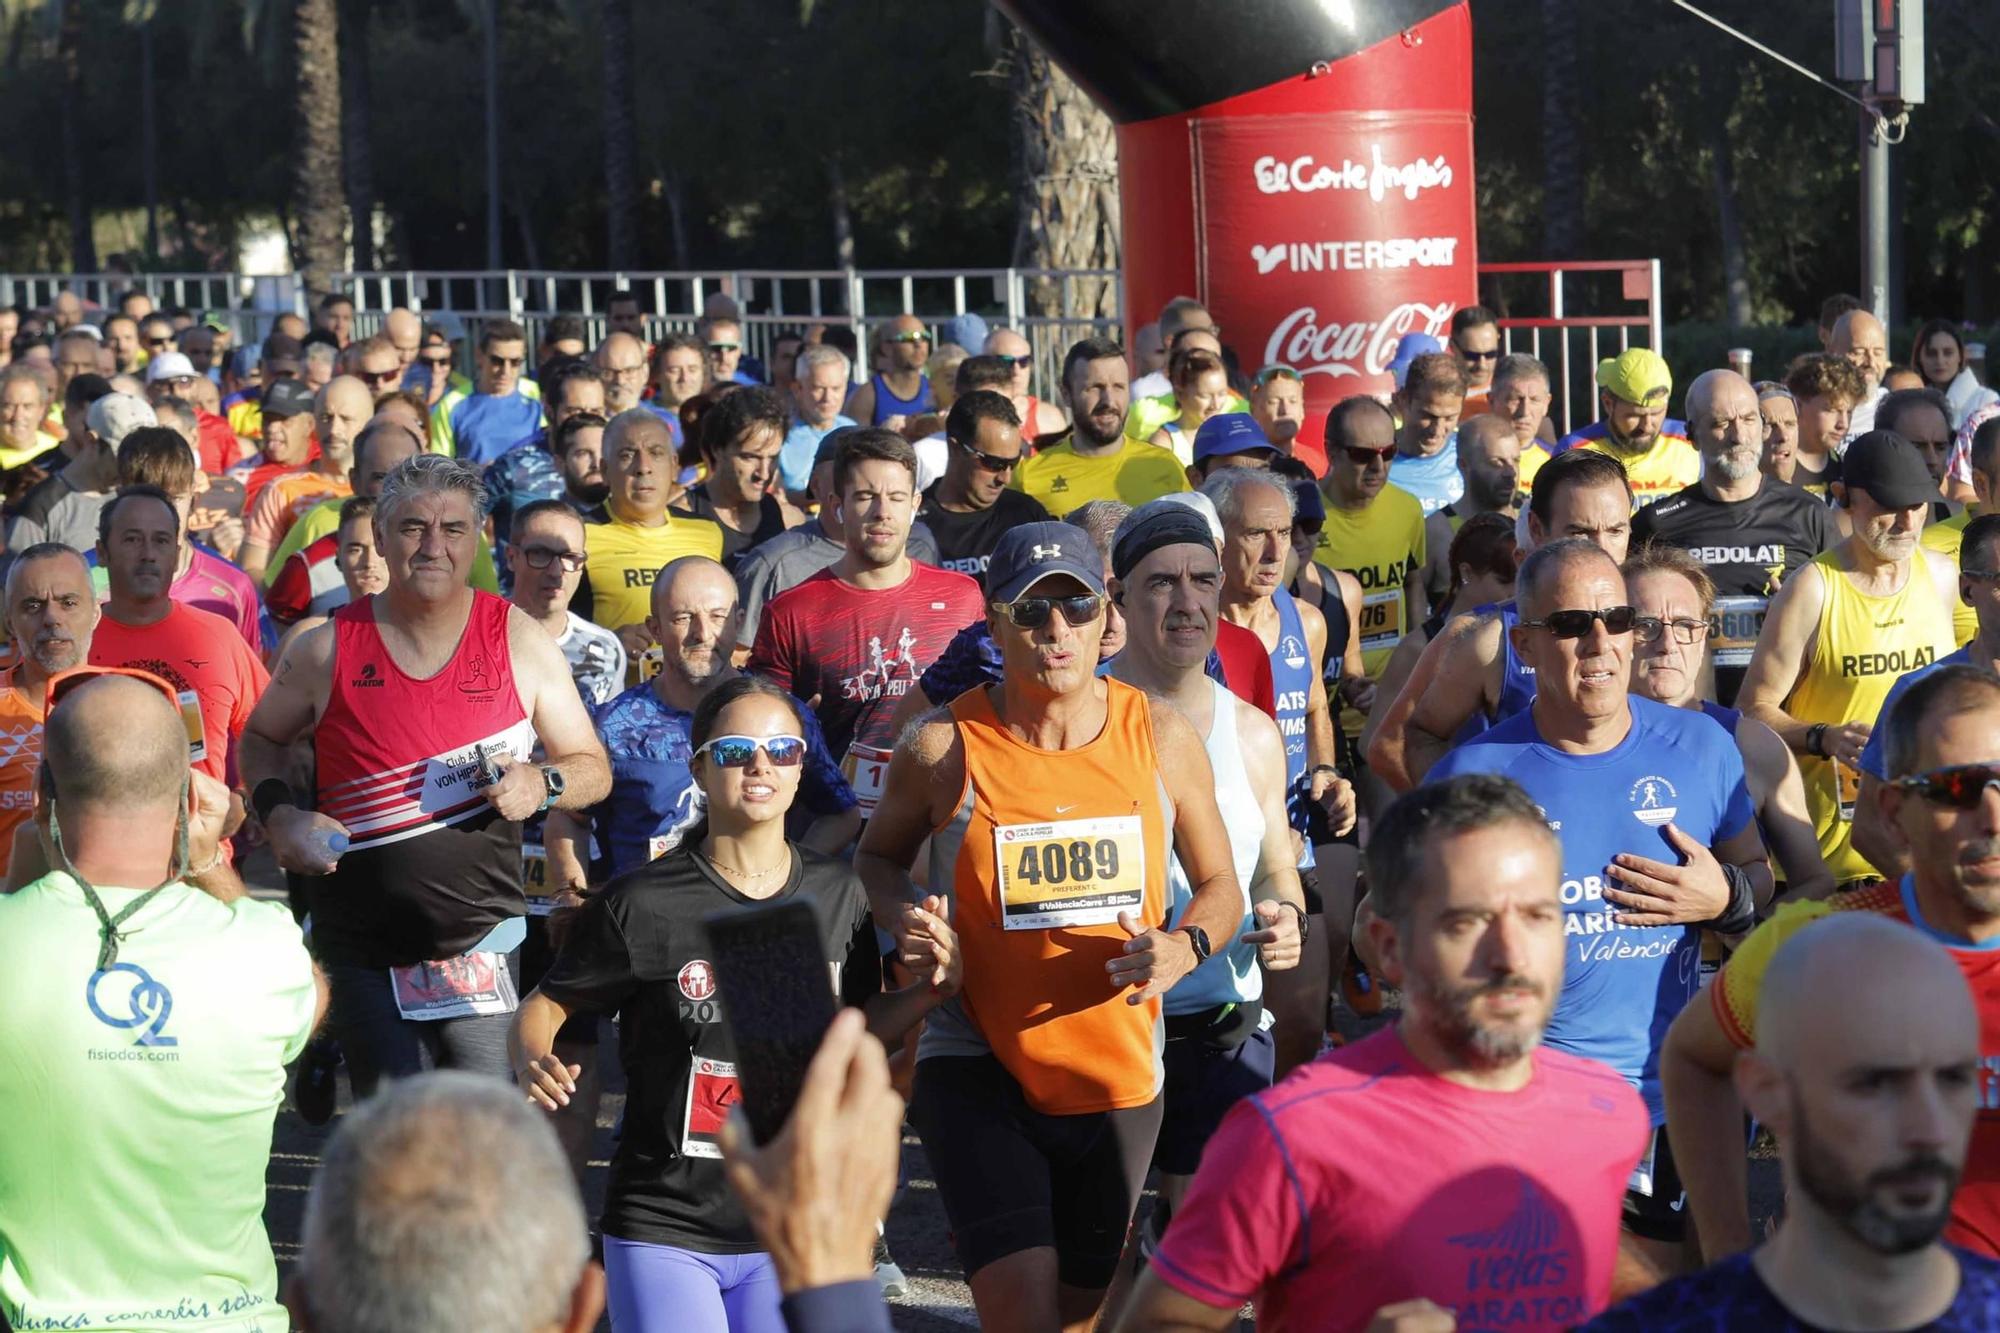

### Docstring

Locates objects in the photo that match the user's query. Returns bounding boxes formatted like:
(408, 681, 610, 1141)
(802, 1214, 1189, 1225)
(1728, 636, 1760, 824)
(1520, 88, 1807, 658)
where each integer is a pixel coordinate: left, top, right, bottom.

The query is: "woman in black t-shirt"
(510, 674, 957, 1333)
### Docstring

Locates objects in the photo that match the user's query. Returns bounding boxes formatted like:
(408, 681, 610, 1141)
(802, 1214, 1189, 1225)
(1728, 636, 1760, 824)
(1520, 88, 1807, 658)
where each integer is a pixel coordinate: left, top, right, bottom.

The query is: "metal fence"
(0, 263, 1657, 419)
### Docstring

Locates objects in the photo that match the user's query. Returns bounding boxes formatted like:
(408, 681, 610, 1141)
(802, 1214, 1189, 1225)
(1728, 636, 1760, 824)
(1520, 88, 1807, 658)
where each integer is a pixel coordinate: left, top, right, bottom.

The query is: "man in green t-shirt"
(0, 673, 321, 1333)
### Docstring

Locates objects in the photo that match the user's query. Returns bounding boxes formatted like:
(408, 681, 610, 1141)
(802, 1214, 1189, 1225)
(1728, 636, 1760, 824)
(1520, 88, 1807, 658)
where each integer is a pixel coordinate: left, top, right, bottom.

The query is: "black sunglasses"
(1342, 443, 1396, 466)
(357, 369, 400, 388)
(957, 440, 1019, 472)
(995, 594, 1103, 630)
(1521, 605, 1638, 639)
(1894, 763, 2000, 810)
(990, 354, 1030, 370)
(1455, 346, 1501, 362)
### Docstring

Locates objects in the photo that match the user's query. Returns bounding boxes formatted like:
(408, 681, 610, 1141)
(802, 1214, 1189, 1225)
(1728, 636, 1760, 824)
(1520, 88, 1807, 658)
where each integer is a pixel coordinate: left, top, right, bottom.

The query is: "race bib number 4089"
(993, 815, 1145, 930)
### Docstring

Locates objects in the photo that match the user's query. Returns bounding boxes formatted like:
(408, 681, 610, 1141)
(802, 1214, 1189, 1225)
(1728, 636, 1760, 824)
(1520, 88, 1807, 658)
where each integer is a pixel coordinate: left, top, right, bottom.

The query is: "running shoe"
(874, 1233, 909, 1300)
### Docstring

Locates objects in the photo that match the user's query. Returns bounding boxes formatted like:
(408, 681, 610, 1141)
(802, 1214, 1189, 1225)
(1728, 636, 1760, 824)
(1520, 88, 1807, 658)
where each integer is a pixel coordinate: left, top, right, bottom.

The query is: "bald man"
(0, 673, 322, 1331)
(1419, 413, 1522, 607)
(983, 327, 1068, 444)
(846, 314, 935, 431)
(238, 375, 369, 581)
(1594, 914, 1998, 1329)
(1832, 308, 1892, 439)
(384, 307, 423, 377)
(1633, 368, 1835, 704)
(1666, 663, 2000, 1266)
(594, 331, 649, 416)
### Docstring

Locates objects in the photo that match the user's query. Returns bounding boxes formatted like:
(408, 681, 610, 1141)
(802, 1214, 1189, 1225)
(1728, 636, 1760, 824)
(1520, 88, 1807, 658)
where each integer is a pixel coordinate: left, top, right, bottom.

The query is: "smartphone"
(703, 898, 839, 1146)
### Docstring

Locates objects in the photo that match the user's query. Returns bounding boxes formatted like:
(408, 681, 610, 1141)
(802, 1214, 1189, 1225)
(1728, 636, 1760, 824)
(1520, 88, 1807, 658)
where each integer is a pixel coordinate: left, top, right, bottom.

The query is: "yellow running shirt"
(1786, 549, 1955, 884)
(1314, 483, 1427, 734)
(1569, 432, 1702, 508)
(1011, 439, 1188, 517)
(579, 511, 726, 680)
(1922, 508, 1978, 648)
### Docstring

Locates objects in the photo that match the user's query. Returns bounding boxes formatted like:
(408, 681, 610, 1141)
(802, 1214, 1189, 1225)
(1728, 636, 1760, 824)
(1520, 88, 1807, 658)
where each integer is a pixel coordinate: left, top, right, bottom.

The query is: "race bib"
(1710, 596, 1768, 669)
(522, 842, 550, 896)
(993, 814, 1145, 930)
(649, 834, 675, 862)
(681, 1056, 739, 1159)
(841, 742, 894, 815)
(176, 689, 207, 765)
(1837, 759, 1860, 823)
(1358, 588, 1402, 655)
(637, 646, 663, 682)
(390, 950, 519, 1021)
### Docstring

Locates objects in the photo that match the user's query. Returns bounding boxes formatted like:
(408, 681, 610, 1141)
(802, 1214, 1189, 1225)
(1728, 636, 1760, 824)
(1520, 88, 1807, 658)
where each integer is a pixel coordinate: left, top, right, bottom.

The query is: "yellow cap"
(1596, 347, 1672, 406)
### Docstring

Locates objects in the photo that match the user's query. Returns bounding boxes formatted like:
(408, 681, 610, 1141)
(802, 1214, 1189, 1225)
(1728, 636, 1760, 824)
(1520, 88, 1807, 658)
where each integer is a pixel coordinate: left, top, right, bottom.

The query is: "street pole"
(1860, 105, 1890, 325)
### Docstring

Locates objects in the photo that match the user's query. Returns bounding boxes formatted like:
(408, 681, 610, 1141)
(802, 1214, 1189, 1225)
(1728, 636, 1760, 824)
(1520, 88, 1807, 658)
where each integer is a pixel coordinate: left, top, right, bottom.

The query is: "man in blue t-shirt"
(430, 318, 545, 466)
(1386, 350, 1468, 517)
(1585, 913, 2000, 1330)
(544, 556, 858, 885)
(1427, 536, 1768, 1286)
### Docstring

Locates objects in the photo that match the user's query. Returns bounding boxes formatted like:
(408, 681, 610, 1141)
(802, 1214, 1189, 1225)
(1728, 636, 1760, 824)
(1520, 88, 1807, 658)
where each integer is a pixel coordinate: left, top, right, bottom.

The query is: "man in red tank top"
(857, 520, 1251, 1332)
(240, 453, 610, 1099)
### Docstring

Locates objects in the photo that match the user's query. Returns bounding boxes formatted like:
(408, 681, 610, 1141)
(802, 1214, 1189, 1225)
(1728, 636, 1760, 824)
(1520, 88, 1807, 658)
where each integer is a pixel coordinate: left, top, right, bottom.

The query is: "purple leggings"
(601, 1235, 785, 1333)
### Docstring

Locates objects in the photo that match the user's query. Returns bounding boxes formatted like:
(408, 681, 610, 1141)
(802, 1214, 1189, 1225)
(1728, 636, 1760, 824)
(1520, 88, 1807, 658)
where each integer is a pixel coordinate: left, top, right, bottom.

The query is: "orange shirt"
(0, 668, 47, 846)
(936, 677, 1170, 1114)
(243, 469, 350, 553)
(89, 602, 270, 783)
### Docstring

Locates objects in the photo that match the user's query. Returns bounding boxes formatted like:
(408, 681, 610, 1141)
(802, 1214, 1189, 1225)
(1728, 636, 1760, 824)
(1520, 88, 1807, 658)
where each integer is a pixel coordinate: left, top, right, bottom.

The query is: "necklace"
(705, 851, 789, 881)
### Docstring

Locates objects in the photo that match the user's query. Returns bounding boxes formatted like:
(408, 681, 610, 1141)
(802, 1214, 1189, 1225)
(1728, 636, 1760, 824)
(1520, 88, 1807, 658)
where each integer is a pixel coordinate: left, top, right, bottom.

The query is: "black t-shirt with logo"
(917, 484, 1052, 586)
(537, 844, 876, 1251)
(1633, 477, 1834, 703)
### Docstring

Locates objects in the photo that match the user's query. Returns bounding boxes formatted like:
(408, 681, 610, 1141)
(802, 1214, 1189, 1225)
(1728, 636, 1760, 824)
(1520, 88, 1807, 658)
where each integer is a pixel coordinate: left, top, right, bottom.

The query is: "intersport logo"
(1264, 302, 1454, 380)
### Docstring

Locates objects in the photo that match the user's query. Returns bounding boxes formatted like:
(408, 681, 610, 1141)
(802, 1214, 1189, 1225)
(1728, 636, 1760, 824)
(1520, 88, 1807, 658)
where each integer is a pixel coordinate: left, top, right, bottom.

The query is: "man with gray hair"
(291, 1070, 605, 1333)
(6, 390, 153, 554)
(781, 341, 856, 498)
(242, 453, 611, 1099)
(1633, 368, 1835, 704)
(1428, 536, 1769, 1293)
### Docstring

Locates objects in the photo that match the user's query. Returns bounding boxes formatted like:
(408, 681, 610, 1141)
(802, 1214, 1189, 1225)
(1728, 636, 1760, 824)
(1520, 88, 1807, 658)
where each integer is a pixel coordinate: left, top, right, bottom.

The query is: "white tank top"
(1165, 678, 1268, 1013)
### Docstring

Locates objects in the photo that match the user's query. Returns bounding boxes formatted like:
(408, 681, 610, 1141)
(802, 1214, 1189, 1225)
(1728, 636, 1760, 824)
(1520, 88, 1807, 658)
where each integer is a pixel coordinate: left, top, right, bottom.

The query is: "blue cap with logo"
(1387, 332, 1444, 389)
(986, 521, 1106, 603)
(1192, 412, 1276, 464)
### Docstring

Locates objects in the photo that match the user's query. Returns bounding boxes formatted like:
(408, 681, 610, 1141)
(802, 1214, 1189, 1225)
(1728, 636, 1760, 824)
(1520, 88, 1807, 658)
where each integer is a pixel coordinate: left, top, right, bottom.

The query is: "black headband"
(1113, 509, 1215, 581)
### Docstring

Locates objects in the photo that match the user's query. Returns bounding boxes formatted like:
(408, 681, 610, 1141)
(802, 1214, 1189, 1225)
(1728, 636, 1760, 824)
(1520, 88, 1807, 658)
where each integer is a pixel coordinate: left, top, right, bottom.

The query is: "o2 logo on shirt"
(86, 962, 178, 1048)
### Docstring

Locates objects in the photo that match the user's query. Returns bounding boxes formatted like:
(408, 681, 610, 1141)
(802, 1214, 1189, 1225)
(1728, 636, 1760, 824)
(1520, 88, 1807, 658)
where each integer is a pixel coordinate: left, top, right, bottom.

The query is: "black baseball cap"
(986, 522, 1106, 603)
(1842, 430, 1942, 510)
(262, 377, 316, 420)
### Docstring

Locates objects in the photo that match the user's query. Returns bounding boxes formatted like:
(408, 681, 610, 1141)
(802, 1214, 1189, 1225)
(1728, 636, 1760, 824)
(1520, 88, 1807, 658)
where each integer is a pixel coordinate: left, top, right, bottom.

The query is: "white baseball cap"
(144, 351, 198, 383)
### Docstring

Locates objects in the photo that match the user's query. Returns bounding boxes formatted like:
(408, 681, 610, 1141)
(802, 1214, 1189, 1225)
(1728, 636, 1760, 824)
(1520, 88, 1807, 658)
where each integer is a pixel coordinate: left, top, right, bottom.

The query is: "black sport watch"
(537, 765, 566, 812)
(1178, 925, 1213, 964)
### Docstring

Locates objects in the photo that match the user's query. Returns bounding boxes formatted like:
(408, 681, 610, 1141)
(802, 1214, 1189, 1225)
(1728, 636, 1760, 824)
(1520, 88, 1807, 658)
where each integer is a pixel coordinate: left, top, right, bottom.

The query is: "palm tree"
(338, 0, 375, 271)
(291, 0, 345, 302)
(1001, 16, 1118, 319)
(58, 0, 97, 271)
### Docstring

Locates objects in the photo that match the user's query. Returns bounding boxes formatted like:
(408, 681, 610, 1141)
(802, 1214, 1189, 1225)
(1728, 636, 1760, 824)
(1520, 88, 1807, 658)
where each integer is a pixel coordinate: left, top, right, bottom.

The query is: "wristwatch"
(537, 766, 566, 813)
(1275, 899, 1311, 942)
(1178, 925, 1213, 964)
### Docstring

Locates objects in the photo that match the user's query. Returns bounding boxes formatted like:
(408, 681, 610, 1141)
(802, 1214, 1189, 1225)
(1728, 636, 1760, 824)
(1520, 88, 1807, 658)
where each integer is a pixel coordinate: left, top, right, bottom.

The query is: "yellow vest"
(1921, 508, 1978, 648)
(1787, 549, 1955, 884)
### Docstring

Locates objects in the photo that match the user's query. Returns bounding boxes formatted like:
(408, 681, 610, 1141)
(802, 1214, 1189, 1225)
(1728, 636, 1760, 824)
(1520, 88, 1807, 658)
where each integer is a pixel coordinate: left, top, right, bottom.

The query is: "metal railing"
(1475, 259, 1666, 437)
(0, 263, 1656, 419)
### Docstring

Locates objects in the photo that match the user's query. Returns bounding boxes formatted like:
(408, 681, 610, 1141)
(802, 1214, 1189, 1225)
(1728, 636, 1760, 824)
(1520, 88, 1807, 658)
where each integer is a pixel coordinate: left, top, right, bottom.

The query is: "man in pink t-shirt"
(1121, 773, 1649, 1333)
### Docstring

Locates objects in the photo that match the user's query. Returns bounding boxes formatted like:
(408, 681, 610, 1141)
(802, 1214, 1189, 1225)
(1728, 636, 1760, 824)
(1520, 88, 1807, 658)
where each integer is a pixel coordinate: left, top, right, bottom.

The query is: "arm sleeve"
(536, 889, 642, 1014)
(1149, 1098, 1307, 1311)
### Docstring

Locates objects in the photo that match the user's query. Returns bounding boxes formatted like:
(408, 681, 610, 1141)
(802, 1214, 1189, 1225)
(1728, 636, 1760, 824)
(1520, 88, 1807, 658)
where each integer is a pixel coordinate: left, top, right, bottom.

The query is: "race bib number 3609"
(993, 815, 1145, 930)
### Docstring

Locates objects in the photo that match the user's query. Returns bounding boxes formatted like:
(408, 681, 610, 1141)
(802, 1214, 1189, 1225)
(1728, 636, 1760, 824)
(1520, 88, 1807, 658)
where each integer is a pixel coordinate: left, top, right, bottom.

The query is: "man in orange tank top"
(857, 520, 1251, 1333)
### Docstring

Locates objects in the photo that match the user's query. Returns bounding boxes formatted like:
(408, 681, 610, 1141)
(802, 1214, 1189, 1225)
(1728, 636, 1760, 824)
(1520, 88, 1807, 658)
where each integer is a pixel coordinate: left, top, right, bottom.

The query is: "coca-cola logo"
(1265, 303, 1454, 380)
(1253, 146, 1455, 202)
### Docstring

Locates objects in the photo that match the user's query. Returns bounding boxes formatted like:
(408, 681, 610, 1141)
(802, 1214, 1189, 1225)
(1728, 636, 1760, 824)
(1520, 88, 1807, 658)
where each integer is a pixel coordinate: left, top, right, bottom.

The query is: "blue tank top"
(1269, 590, 1316, 869)
(1454, 600, 1539, 743)
(868, 372, 935, 426)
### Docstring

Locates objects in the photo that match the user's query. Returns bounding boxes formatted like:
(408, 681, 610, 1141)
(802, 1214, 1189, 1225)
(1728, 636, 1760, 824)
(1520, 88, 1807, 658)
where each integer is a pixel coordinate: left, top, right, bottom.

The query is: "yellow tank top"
(1922, 509, 1978, 649)
(1787, 549, 1955, 884)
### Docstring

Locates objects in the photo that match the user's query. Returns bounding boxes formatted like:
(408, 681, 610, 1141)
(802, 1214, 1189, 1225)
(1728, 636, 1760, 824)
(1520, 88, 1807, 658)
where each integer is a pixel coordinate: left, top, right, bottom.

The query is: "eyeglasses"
(357, 369, 400, 388)
(956, 440, 1020, 472)
(517, 545, 585, 572)
(695, 734, 809, 768)
(1341, 443, 1397, 466)
(994, 594, 1103, 630)
(889, 330, 932, 345)
(707, 342, 740, 354)
(990, 354, 1029, 370)
(486, 355, 526, 370)
(1253, 365, 1302, 388)
(1520, 605, 1639, 639)
(1633, 615, 1710, 645)
(1893, 763, 2000, 809)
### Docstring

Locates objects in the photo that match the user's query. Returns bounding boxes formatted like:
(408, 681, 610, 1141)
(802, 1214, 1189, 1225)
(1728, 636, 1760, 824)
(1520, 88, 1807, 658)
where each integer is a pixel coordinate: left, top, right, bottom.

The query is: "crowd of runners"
(0, 283, 1998, 1331)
